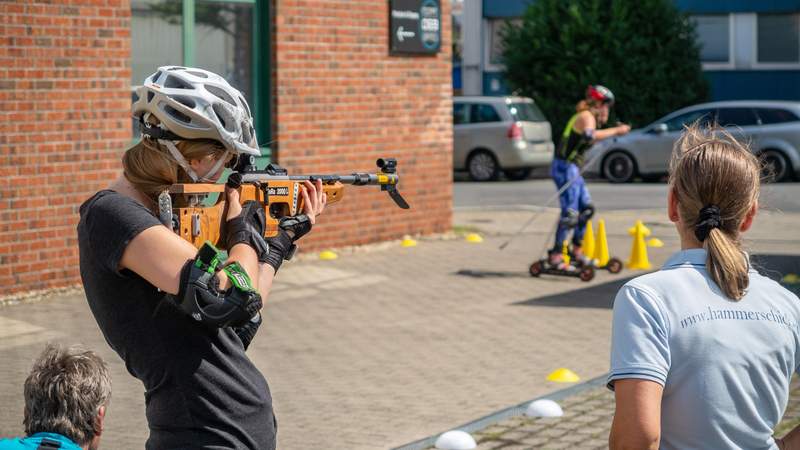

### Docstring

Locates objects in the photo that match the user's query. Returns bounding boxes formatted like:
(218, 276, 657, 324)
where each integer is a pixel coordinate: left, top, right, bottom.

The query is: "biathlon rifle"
(158, 156, 410, 249)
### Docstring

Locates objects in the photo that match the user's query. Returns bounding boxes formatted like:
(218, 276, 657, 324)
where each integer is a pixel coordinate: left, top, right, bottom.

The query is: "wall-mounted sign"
(389, 0, 441, 55)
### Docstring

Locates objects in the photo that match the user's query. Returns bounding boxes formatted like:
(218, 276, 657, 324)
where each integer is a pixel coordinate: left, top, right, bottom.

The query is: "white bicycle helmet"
(132, 66, 260, 157)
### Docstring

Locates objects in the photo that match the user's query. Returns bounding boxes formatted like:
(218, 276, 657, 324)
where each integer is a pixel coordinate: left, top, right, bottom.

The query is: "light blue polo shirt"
(609, 248, 800, 450)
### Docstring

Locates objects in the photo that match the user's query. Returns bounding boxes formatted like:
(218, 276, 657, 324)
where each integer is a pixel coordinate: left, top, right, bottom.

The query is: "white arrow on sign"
(397, 26, 415, 42)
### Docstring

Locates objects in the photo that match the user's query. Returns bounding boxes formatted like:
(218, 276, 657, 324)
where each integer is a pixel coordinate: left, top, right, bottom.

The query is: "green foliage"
(500, 0, 709, 131)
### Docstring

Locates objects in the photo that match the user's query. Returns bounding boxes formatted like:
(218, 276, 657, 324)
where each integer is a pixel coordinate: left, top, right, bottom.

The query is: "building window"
(488, 19, 521, 66)
(757, 13, 800, 64)
(130, 0, 269, 152)
(691, 15, 730, 64)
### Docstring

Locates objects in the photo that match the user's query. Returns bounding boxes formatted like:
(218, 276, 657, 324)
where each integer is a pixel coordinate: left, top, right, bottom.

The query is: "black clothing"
(77, 190, 275, 450)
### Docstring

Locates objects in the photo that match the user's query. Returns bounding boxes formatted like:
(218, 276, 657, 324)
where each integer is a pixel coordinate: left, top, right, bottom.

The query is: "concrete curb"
(391, 373, 609, 450)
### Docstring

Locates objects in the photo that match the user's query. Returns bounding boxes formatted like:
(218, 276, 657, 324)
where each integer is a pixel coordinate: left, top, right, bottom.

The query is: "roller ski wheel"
(605, 257, 623, 274)
(529, 261, 544, 277)
(579, 266, 595, 282)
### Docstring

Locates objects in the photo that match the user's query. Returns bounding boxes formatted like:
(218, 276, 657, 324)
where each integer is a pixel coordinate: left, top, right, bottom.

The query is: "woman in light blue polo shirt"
(608, 124, 800, 450)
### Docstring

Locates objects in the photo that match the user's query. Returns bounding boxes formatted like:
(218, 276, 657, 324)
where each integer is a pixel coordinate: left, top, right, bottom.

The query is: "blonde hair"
(122, 137, 226, 200)
(669, 123, 760, 300)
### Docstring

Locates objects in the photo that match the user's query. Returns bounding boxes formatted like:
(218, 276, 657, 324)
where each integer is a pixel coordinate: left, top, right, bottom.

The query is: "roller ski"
(570, 251, 623, 274)
(529, 251, 595, 282)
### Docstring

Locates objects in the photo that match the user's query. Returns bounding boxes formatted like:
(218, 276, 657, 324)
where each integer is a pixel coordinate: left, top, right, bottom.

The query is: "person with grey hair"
(0, 344, 111, 450)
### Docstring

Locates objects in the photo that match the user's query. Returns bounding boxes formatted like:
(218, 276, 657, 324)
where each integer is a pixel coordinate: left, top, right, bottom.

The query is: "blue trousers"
(551, 158, 592, 250)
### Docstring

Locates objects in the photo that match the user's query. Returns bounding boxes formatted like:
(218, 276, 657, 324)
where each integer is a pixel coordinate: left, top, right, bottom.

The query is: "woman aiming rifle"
(78, 66, 326, 449)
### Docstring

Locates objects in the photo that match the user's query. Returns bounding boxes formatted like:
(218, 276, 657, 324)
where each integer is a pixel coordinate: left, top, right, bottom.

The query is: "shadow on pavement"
(453, 269, 531, 279)
(512, 276, 637, 309)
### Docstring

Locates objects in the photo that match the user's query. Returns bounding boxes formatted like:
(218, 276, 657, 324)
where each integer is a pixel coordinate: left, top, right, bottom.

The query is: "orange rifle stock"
(158, 157, 410, 250)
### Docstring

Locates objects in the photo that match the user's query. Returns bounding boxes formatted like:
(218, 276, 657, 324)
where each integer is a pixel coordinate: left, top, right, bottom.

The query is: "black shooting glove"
(262, 214, 313, 273)
(225, 200, 269, 261)
(233, 312, 262, 350)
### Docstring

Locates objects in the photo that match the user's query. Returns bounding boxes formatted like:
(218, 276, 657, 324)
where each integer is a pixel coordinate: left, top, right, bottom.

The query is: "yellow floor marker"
(401, 236, 417, 247)
(783, 274, 800, 284)
(319, 250, 338, 260)
(465, 233, 483, 243)
(547, 368, 580, 383)
(647, 238, 664, 248)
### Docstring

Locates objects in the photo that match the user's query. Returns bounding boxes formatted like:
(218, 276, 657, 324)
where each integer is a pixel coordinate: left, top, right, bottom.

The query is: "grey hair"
(23, 344, 111, 446)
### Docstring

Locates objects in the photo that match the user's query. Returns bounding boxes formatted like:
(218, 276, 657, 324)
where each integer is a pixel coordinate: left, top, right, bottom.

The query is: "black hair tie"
(695, 204, 722, 242)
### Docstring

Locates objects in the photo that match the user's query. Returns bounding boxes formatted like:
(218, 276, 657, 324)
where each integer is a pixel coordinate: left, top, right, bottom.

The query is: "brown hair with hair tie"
(669, 122, 760, 300)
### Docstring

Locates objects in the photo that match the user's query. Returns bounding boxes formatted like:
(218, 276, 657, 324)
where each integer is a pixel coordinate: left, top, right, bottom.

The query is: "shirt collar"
(662, 248, 753, 272)
(28, 432, 83, 450)
(663, 248, 708, 269)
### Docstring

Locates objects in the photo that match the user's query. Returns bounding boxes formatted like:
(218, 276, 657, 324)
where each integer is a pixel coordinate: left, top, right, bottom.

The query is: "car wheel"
(603, 151, 636, 183)
(468, 150, 499, 181)
(504, 168, 532, 181)
(761, 150, 791, 183)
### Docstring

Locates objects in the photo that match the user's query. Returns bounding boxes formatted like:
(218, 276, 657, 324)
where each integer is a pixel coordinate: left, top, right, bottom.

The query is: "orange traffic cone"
(582, 220, 596, 261)
(627, 220, 652, 270)
(595, 219, 610, 267)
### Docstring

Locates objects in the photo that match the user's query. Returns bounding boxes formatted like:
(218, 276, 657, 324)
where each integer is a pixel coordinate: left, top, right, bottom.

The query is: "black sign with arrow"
(389, 0, 441, 55)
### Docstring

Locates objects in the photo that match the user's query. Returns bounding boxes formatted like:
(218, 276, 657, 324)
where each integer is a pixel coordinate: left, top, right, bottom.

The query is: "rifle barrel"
(240, 172, 399, 186)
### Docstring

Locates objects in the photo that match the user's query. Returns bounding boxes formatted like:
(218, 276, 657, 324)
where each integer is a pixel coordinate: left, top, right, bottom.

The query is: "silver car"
(454, 96, 554, 181)
(584, 101, 800, 182)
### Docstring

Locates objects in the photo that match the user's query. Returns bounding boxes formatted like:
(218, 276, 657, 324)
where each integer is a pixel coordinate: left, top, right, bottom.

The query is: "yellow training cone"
(465, 233, 483, 243)
(547, 368, 581, 383)
(595, 219, 610, 267)
(319, 250, 338, 260)
(581, 220, 596, 260)
(647, 238, 664, 248)
(561, 240, 571, 265)
(401, 236, 417, 247)
(627, 220, 652, 270)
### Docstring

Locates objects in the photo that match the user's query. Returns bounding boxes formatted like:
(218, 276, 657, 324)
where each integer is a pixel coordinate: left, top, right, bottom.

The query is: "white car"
(583, 101, 800, 183)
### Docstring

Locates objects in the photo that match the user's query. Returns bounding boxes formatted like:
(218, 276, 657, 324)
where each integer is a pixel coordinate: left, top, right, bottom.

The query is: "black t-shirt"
(77, 190, 276, 450)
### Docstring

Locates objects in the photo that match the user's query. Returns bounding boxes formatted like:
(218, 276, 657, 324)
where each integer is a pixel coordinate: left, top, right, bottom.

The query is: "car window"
(755, 108, 800, 124)
(508, 102, 546, 122)
(716, 108, 759, 127)
(663, 109, 715, 132)
(453, 103, 469, 125)
(471, 104, 502, 123)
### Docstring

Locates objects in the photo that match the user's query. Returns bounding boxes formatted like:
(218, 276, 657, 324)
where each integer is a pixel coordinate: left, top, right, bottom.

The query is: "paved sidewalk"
(0, 208, 798, 449)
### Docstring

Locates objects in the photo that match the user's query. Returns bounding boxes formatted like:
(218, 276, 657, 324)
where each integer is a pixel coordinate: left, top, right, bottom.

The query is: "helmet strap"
(160, 139, 227, 183)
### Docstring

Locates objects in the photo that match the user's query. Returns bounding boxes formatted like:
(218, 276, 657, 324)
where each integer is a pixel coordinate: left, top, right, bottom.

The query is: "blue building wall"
(471, 0, 800, 101)
(707, 71, 800, 100)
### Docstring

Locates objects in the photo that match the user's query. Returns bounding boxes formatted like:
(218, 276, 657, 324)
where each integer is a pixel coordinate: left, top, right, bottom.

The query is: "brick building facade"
(0, 0, 453, 297)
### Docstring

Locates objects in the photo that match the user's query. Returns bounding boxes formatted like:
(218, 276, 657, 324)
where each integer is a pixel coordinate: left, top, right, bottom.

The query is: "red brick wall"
(0, 1, 131, 296)
(272, 0, 453, 249)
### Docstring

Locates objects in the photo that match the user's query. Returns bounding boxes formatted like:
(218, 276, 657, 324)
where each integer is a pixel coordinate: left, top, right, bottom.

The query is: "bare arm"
(119, 186, 259, 295)
(609, 379, 663, 450)
(574, 110, 630, 141)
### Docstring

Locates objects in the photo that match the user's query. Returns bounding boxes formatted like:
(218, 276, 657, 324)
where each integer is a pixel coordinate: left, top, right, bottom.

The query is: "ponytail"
(705, 227, 749, 300)
(670, 123, 760, 300)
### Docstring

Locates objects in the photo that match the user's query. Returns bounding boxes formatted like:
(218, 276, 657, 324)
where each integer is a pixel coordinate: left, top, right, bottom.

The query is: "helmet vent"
(165, 75, 193, 89)
(167, 67, 186, 71)
(241, 121, 252, 143)
(212, 103, 235, 131)
(205, 85, 236, 106)
(151, 71, 162, 81)
(239, 95, 251, 117)
(164, 104, 192, 124)
(187, 70, 208, 78)
(173, 95, 196, 109)
(147, 91, 154, 103)
(132, 91, 140, 103)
